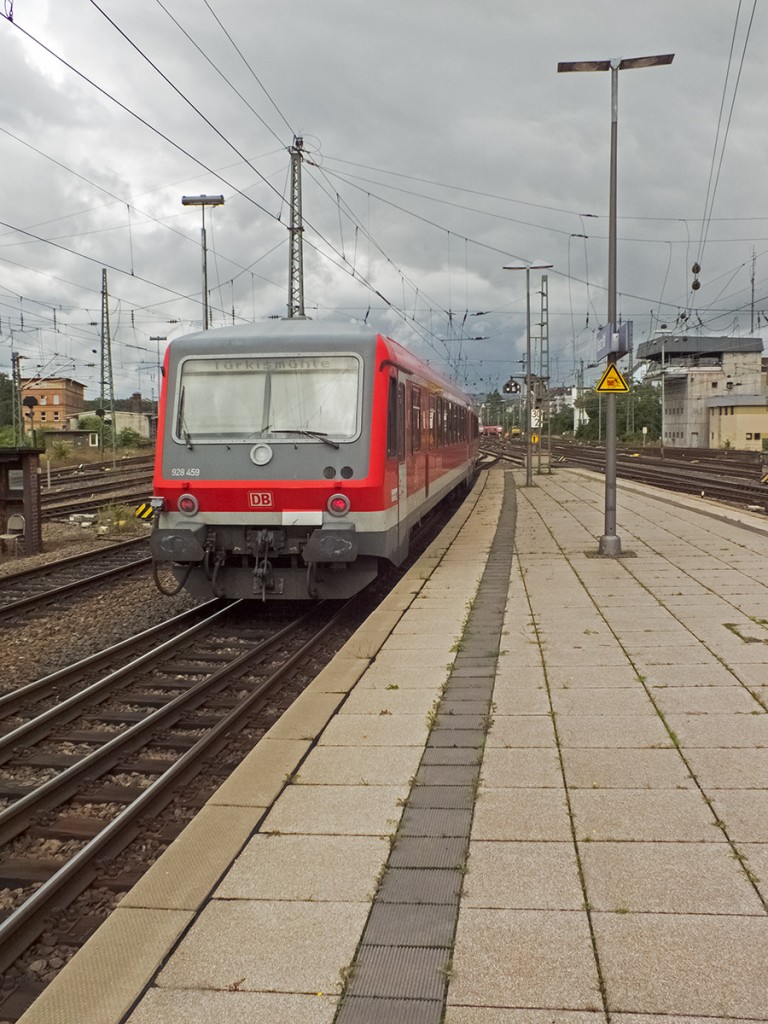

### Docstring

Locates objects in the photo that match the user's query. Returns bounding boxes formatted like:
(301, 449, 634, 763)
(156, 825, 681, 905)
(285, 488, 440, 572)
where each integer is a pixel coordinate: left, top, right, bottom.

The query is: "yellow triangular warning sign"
(595, 364, 629, 393)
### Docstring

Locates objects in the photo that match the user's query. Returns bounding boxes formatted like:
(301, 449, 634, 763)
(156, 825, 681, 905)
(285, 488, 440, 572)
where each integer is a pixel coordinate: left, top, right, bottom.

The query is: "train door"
(388, 375, 407, 551)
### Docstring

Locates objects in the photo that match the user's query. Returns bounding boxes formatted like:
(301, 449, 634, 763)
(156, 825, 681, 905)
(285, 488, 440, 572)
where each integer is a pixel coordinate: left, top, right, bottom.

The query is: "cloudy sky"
(0, 0, 765, 401)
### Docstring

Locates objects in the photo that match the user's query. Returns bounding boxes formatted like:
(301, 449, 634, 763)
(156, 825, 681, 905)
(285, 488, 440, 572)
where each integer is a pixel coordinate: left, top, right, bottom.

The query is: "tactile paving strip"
(335, 470, 517, 1024)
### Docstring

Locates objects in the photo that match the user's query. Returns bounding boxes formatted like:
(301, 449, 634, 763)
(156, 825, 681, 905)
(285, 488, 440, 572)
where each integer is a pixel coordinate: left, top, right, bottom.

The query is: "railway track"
(0, 597, 354, 977)
(0, 538, 152, 620)
(36, 456, 154, 520)
(41, 476, 153, 521)
(481, 440, 768, 512)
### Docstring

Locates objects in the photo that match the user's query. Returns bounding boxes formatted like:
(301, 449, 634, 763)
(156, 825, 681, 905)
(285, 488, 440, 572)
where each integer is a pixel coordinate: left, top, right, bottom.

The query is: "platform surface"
(18, 465, 768, 1024)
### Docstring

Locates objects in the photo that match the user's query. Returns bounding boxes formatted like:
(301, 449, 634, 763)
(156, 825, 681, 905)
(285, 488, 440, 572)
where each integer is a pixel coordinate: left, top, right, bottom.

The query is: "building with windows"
(20, 377, 86, 432)
(636, 334, 767, 450)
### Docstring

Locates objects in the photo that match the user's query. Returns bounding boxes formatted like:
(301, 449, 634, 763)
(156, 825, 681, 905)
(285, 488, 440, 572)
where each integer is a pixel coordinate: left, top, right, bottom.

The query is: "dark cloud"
(0, 0, 765, 398)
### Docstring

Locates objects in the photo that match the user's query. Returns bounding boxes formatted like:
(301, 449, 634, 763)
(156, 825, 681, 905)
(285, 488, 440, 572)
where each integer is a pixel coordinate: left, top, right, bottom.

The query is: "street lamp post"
(181, 195, 225, 330)
(503, 263, 553, 487)
(557, 53, 673, 555)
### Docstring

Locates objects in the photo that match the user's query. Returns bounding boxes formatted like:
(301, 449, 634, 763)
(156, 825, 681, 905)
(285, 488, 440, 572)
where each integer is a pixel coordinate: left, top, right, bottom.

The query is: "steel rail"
(0, 601, 240, 765)
(0, 555, 152, 618)
(0, 536, 147, 585)
(0, 600, 220, 718)
(0, 598, 351, 974)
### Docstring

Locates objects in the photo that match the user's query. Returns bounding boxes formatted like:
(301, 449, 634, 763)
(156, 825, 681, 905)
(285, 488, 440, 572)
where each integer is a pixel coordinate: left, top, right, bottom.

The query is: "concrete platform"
(17, 465, 768, 1024)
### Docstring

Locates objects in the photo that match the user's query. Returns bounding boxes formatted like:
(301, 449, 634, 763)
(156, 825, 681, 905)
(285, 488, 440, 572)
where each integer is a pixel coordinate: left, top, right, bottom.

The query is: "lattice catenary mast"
(287, 136, 306, 319)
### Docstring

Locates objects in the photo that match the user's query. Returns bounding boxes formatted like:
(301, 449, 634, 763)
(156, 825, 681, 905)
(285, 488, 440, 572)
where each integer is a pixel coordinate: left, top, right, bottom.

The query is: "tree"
(0, 424, 16, 446)
(0, 373, 13, 428)
(576, 380, 661, 442)
(550, 406, 576, 436)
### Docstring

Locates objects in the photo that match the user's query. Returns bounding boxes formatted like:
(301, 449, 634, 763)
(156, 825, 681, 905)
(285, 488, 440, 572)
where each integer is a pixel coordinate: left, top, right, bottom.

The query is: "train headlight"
(327, 493, 350, 517)
(178, 494, 199, 516)
(250, 443, 273, 466)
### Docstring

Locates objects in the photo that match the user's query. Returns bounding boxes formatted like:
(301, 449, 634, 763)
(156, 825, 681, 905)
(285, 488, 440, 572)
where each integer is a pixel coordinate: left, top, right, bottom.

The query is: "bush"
(117, 428, 151, 449)
(50, 441, 72, 460)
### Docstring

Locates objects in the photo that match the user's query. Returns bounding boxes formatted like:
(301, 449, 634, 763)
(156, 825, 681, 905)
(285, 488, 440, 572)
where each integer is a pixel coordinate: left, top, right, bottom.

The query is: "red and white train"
(148, 320, 478, 600)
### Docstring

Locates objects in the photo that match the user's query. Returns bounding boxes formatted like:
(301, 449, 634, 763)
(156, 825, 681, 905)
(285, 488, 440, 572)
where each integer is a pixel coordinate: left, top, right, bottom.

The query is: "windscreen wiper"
(177, 387, 194, 450)
(271, 428, 340, 450)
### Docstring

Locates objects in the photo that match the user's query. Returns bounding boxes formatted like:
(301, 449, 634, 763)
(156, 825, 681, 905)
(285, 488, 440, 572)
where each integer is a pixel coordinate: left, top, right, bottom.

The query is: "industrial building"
(636, 334, 768, 450)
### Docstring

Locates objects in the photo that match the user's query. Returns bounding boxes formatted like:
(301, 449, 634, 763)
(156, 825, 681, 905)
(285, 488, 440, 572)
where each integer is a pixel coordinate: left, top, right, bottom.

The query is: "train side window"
(411, 385, 421, 452)
(397, 382, 406, 461)
(386, 377, 398, 458)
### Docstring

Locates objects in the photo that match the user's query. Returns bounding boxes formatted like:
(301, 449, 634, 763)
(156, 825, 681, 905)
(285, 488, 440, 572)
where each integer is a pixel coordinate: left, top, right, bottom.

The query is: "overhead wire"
(1, 8, 453, 360)
(85, 0, 287, 211)
(200, 0, 296, 140)
(694, 0, 757, 282)
(153, 0, 291, 149)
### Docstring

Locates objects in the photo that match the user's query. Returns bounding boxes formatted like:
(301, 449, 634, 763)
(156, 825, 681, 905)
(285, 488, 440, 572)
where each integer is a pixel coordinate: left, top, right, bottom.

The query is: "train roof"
(169, 320, 471, 403)
(171, 319, 379, 351)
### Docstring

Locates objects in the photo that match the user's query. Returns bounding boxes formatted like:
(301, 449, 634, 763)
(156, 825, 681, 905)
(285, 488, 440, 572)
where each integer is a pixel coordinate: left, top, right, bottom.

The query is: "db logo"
(249, 491, 274, 508)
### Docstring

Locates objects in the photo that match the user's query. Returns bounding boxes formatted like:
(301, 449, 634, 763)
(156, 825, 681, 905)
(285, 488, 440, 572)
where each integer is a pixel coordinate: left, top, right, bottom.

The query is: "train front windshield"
(174, 354, 361, 442)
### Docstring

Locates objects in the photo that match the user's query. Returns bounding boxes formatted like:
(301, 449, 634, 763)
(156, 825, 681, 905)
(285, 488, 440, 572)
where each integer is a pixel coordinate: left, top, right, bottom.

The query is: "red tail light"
(327, 493, 350, 516)
(178, 494, 199, 515)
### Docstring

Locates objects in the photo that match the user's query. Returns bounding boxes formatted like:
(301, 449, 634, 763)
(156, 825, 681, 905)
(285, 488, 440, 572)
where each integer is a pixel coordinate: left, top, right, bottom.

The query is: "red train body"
(148, 321, 478, 600)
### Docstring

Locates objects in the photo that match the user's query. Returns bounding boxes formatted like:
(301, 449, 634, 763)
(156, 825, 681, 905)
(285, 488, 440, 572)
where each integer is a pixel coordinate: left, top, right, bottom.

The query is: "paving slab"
(537, 646, 631, 667)
(125, 989, 338, 1024)
(444, 1012, 605, 1024)
(340, 685, 438, 716)
(555, 714, 672, 749)
(487, 683, 550, 714)
(463, 840, 583, 910)
(640, 664, 743, 686)
(155, 900, 369, 995)
(215, 833, 386, 901)
(561, 747, 694, 789)
(471, 789, 572, 841)
(546, 664, 645, 688)
(665, 712, 768, 747)
(448, 908, 603, 1011)
(611, 1017, 758, 1024)
(594, 914, 768, 1018)
(571, 789, 722, 842)
(294, 743, 423, 786)
(733, 665, 768, 686)
(354, 663, 451, 690)
(683, 746, 768, 787)
(485, 715, 556, 748)
(550, 688, 657, 716)
(479, 746, 563, 788)
(373, 647, 458, 668)
(318, 713, 431, 747)
(709, 789, 768, 841)
(580, 841, 762, 914)
(650, 685, 762, 714)
(261, 783, 407, 836)
(741, 842, 768, 892)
